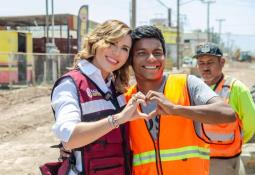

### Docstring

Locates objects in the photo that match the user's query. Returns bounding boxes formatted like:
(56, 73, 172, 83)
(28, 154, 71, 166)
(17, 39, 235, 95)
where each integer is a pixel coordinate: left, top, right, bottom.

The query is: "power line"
(180, 0, 197, 6)
(222, 33, 255, 37)
(155, 0, 169, 9)
(155, 0, 201, 8)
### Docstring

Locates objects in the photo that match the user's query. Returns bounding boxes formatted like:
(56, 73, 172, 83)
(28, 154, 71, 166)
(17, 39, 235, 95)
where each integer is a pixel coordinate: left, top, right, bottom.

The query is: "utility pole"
(131, 0, 136, 29)
(201, 0, 215, 42)
(168, 8, 172, 27)
(154, 0, 179, 68)
(216, 18, 225, 43)
(177, 0, 180, 69)
(45, 0, 49, 44)
(51, 0, 55, 45)
(226, 32, 231, 59)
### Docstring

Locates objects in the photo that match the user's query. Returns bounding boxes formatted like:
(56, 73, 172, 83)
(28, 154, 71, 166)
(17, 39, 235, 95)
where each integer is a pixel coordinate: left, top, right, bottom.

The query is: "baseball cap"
(193, 42, 223, 58)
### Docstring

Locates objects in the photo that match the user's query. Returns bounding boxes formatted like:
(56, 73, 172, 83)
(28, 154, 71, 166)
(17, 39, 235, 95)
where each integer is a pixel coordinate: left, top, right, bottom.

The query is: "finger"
(131, 94, 137, 100)
(146, 90, 161, 101)
(145, 90, 153, 99)
(128, 94, 147, 106)
(136, 91, 146, 100)
(129, 112, 149, 121)
(156, 107, 166, 115)
(146, 110, 158, 121)
(62, 152, 71, 158)
(59, 150, 71, 159)
(60, 146, 71, 153)
(137, 112, 149, 119)
(128, 95, 138, 105)
(136, 99, 147, 106)
(63, 150, 71, 154)
(149, 96, 163, 104)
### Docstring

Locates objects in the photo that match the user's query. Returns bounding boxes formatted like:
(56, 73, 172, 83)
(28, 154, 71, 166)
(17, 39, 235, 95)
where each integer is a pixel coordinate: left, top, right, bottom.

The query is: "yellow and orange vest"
(201, 76, 243, 158)
(125, 74, 210, 175)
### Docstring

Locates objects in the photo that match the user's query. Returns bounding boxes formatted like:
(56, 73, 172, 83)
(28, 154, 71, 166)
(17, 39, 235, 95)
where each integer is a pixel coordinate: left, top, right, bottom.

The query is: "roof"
(0, 14, 75, 26)
(0, 14, 98, 30)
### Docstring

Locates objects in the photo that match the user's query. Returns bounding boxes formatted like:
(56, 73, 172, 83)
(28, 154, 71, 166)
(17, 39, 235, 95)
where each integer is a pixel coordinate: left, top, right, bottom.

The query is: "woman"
(51, 20, 147, 175)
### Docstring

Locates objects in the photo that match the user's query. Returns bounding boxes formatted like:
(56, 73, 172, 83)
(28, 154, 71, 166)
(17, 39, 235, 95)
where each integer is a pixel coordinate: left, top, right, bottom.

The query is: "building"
(0, 14, 98, 53)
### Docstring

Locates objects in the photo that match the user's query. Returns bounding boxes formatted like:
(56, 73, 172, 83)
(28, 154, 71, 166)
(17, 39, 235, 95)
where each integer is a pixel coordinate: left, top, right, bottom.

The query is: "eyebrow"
(198, 60, 216, 63)
(122, 44, 131, 48)
(135, 49, 146, 51)
(154, 48, 164, 51)
(135, 48, 163, 51)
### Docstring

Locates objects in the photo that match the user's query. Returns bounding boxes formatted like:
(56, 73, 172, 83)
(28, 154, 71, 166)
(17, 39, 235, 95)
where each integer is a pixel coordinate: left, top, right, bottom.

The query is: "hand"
(58, 146, 71, 161)
(146, 90, 176, 115)
(117, 92, 155, 123)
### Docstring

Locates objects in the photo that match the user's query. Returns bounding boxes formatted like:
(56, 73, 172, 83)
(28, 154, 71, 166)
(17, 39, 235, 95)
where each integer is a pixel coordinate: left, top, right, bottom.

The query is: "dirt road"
(0, 61, 254, 175)
(0, 87, 58, 175)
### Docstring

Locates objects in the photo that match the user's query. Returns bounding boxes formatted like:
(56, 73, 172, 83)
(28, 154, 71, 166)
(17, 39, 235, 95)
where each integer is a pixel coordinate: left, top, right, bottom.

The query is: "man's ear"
(220, 57, 225, 67)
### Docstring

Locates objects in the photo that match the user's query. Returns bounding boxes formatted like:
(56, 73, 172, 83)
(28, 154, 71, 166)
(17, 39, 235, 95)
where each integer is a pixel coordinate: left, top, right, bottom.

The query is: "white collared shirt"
(51, 59, 113, 142)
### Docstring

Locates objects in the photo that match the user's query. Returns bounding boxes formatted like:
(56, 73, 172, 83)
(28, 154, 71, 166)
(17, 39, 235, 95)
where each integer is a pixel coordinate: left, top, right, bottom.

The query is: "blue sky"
(1, 0, 255, 52)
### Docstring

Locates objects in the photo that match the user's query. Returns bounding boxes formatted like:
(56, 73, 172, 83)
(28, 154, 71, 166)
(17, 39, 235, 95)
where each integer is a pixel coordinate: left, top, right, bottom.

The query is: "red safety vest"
(52, 69, 131, 175)
(125, 74, 210, 175)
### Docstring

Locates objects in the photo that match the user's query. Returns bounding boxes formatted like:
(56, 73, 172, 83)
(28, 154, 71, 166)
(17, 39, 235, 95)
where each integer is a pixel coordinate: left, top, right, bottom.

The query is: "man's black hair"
(130, 25, 166, 55)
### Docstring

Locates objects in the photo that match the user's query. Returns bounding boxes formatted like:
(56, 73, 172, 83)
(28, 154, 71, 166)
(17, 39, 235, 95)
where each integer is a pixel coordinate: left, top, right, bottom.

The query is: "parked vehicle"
(182, 56, 196, 67)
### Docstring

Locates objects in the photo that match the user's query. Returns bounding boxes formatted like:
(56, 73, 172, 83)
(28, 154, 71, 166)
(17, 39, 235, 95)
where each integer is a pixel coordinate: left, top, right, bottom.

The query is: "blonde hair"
(72, 20, 131, 93)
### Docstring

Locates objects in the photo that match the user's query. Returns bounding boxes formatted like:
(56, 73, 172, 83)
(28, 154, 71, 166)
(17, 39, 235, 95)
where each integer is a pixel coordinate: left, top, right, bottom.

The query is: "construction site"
(1, 1, 255, 175)
(0, 61, 255, 174)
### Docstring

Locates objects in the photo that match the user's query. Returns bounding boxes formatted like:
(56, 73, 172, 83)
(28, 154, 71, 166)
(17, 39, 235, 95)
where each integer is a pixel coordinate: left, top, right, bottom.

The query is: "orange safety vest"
(125, 74, 210, 175)
(200, 76, 243, 158)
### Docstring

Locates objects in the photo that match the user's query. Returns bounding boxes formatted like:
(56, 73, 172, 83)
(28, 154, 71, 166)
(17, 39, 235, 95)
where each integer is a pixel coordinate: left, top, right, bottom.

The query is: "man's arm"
(230, 80, 255, 143)
(146, 91, 236, 124)
(174, 96, 236, 124)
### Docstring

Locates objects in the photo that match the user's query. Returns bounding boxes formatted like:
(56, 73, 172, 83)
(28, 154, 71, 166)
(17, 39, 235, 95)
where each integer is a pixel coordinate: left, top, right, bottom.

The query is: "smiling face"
(92, 34, 132, 79)
(197, 55, 225, 85)
(132, 38, 165, 82)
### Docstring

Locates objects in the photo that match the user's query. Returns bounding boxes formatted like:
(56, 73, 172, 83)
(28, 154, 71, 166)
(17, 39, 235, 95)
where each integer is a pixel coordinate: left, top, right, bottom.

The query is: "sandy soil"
(0, 61, 254, 175)
(223, 61, 255, 89)
(0, 87, 59, 175)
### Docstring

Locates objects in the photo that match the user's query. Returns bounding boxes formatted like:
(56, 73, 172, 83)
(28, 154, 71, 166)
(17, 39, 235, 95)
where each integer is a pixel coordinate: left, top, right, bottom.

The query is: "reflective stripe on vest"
(201, 76, 243, 158)
(204, 77, 236, 143)
(204, 131, 234, 142)
(133, 146, 210, 166)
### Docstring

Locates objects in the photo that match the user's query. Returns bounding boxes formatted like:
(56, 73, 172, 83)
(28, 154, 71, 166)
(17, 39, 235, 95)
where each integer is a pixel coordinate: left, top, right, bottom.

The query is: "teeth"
(144, 66, 157, 69)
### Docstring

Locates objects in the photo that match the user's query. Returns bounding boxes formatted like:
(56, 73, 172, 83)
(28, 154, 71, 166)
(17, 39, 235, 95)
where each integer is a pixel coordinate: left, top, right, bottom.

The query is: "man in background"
(194, 42, 255, 175)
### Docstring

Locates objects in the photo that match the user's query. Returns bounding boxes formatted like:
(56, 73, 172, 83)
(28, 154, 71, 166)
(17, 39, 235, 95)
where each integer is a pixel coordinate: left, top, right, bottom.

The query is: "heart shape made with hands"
(131, 91, 162, 105)
(131, 90, 173, 118)
(130, 92, 160, 120)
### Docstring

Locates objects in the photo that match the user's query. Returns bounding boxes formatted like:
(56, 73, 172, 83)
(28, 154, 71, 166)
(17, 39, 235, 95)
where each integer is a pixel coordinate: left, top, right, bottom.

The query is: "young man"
(194, 42, 255, 175)
(125, 26, 236, 175)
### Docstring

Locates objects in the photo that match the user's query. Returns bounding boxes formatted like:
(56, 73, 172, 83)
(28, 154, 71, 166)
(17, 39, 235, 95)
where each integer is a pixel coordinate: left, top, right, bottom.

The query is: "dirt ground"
(0, 86, 58, 175)
(0, 61, 255, 175)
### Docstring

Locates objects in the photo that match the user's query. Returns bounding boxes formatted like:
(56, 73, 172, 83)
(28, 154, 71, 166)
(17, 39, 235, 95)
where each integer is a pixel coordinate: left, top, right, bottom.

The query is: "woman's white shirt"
(51, 59, 113, 142)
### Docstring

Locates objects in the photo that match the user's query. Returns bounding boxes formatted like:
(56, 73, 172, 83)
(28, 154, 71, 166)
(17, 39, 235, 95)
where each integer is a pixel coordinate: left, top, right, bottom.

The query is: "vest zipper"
(155, 140, 163, 175)
(144, 117, 163, 175)
(156, 116, 163, 175)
